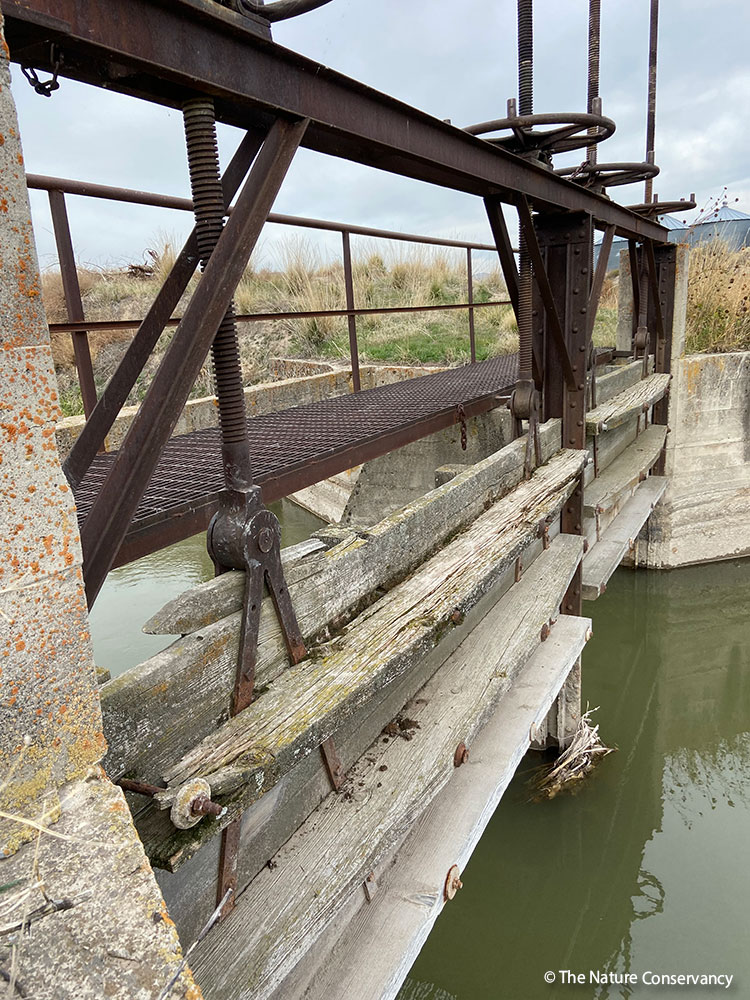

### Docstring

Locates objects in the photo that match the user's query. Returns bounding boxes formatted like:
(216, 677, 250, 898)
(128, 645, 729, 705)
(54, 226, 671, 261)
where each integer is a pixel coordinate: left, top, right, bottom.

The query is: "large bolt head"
(258, 526, 275, 553)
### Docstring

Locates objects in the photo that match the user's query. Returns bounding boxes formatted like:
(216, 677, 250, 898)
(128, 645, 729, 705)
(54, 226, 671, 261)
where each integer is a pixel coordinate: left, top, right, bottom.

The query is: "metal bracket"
(208, 489, 306, 714)
(510, 379, 542, 479)
(456, 403, 468, 451)
(320, 736, 345, 792)
(209, 488, 307, 918)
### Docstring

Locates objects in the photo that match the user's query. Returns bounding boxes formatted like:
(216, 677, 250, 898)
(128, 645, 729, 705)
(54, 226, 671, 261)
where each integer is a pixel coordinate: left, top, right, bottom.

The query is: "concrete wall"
(0, 24, 199, 997)
(55, 363, 445, 458)
(641, 350, 750, 567)
(616, 242, 750, 567)
(342, 409, 513, 526)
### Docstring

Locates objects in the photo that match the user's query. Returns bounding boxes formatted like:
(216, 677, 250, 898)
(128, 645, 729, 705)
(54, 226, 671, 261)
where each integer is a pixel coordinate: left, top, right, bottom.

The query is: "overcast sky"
(9, 0, 750, 272)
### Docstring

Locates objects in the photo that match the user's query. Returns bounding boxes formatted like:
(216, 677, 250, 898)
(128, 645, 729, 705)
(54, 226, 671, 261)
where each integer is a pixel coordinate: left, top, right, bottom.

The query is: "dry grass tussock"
(685, 240, 750, 354)
(43, 235, 620, 416)
(530, 708, 615, 800)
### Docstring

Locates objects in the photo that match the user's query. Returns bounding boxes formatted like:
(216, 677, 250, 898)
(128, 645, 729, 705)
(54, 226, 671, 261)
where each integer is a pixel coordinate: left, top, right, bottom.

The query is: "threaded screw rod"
(644, 0, 659, 203)
(517, 0, 534, 117)
(516, 0, 534, 383)
(183, 98, 253, 491)
(587, 0, 601, 165)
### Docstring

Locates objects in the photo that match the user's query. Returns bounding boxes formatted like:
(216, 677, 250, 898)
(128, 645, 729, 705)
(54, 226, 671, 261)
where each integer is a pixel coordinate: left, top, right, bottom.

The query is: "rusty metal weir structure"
(5, 0, 686, 924)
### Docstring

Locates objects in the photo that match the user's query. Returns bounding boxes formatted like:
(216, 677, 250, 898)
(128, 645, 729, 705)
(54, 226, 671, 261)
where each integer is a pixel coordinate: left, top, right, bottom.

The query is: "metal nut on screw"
(444, 864, 463, 901)
(170, 778, 224, 830)
(453, 742, 470, 767)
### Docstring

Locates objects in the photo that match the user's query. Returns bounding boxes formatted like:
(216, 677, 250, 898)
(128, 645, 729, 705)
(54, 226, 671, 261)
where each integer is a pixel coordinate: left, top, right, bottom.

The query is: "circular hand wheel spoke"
(625, 197, 697, 218)
(556, 161, 660, 190)
(465, 112, 615, 158)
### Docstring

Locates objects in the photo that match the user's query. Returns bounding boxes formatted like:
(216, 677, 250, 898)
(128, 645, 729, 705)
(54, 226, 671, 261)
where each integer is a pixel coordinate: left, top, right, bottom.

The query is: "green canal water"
(400, 559, 750, 1000)
(90, 522, 750, 999)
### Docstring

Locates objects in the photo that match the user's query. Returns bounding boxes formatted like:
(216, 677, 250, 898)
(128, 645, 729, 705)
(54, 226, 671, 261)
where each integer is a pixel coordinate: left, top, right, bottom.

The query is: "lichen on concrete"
(0, 14, 202, 997)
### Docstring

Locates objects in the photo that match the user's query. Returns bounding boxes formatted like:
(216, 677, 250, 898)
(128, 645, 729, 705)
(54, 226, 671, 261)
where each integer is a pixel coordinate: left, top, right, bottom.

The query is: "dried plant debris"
(532, 708, 615, 800)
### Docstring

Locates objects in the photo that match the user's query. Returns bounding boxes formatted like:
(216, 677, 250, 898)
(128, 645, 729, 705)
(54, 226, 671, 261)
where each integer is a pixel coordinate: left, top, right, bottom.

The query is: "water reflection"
(88, 499, 323, 679)
(401, 559, 750, 999)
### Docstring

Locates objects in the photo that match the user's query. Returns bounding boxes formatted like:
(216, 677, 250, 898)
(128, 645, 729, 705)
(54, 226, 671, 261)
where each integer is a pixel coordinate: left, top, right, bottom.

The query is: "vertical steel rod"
(341, 230, 361, 391)
(466, 247, 476, 363)
(644, 0, 659, 203)
(48, 189, 98, 419)
(515, 0, 534, 384)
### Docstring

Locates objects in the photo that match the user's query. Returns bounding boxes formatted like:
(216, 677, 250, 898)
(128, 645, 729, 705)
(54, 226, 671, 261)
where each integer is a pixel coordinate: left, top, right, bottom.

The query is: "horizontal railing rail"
(28, 172, 515, 404)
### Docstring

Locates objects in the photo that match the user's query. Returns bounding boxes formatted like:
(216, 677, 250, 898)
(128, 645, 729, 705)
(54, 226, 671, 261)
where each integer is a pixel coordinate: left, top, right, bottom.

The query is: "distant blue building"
(597, 203, 750, 271)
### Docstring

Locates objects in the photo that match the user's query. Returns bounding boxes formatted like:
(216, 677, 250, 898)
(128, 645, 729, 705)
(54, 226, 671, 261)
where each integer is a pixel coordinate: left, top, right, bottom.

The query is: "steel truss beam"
(3, 0, 666, 242)
(63, 129, 267, 491)
(80, 116, 309, 605)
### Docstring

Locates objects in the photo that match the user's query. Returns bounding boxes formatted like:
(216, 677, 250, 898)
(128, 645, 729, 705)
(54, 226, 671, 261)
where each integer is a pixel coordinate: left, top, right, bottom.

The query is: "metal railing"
(27, 173, 511, 404)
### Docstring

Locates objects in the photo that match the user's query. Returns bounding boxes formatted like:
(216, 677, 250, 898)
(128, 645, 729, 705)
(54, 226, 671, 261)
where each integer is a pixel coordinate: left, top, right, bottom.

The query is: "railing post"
(467, 247, 476, 363)
(48, 189, 98, 419)
(341, 229, 361, 392)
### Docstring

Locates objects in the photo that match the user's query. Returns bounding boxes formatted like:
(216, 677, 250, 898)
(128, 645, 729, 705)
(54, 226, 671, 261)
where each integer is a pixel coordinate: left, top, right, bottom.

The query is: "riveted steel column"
(535, 211, 593, 617)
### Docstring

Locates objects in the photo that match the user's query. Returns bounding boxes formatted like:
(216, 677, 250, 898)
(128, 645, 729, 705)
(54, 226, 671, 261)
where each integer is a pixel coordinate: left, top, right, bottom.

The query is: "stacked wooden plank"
(190, 534, 588, 1000)
(582, 361, 670, 599)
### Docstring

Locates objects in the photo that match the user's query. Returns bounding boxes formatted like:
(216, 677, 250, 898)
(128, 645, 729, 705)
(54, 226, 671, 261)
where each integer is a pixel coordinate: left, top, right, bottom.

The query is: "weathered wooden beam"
(592, 359, 650, 406)
(153, 532, 554, 943)
(584, 425, 667, 517)
(147, 450, 584, 869)
(102, 421, 563, 784)
(146, 419, 562, 636)
(189, 534, 584, 1000)
(582, 476, 667, 599)
(586, 372, 670, 435)
(275, 613, 592, 1000)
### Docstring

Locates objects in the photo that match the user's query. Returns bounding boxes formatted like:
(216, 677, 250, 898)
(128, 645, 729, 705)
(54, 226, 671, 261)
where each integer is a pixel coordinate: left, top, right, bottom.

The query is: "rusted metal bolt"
(444, 864, 463, 901)
(191, 794, 225, 818)
(540, 622, 551, 642)
(450, 610, 464, 625)
(258, 526, 274, 553)
(170, 778, 224, 829)
(453, 742, 470, 767)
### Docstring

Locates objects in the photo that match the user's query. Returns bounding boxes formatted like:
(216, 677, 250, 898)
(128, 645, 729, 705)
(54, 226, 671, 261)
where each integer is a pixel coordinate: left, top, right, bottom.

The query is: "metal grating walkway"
(74, 355, 519, 566)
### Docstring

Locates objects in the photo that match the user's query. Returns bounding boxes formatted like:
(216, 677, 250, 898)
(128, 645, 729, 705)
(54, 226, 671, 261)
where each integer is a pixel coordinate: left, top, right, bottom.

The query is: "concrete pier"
(0, 20, 200, 997)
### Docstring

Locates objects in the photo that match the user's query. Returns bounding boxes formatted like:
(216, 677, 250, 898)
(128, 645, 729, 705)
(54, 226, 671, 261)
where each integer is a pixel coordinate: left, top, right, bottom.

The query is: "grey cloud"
(9, 0, 749, 265)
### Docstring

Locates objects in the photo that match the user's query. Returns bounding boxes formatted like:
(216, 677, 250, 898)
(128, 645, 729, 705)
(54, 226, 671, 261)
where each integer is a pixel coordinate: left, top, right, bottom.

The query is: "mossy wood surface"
(147, 450, 583, 869)
(151, 538, 546, 936)
(276, 614, 591, 1000)
(101, 420, 563, 784)
(190, 534, 584, 1000)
